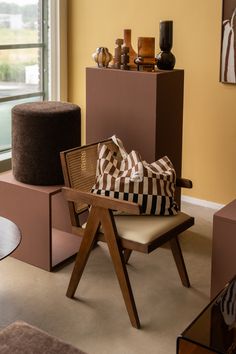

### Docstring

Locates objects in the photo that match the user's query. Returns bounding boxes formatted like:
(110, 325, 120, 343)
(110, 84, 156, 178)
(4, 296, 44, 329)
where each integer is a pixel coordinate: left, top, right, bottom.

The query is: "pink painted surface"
(0, 171, 81, 271)
(211, 199, 236, 298)
(51, 229, 81, 267)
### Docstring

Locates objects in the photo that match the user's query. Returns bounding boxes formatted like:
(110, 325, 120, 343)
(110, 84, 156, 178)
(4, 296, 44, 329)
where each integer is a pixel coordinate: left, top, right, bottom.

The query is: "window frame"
(0, 0, 67, 168)
(0, 0, 49, 105)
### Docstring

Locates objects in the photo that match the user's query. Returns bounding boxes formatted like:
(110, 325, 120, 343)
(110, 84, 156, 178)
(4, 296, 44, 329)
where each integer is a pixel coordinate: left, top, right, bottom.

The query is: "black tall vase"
(156, 20, 176, 70)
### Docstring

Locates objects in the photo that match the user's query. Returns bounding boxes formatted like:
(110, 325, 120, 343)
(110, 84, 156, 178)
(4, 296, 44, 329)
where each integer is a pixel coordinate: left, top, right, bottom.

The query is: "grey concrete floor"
(0, 202, 216, 354)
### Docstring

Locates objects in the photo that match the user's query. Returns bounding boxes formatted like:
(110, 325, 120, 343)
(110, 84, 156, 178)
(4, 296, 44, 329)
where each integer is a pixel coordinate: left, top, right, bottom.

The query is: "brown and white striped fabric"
(91, 136, 178, 215)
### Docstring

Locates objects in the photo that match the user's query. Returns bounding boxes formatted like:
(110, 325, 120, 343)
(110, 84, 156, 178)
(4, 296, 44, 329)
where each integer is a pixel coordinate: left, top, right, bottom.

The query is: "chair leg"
(66, 206, 100, 298)
(100, 208, 140, 329)
(123, 249, 132, 264)
(170, 236, 190, 288)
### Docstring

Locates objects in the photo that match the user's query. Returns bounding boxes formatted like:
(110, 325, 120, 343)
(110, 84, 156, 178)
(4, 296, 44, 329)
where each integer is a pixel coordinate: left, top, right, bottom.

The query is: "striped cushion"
(91, 136, 178, 215)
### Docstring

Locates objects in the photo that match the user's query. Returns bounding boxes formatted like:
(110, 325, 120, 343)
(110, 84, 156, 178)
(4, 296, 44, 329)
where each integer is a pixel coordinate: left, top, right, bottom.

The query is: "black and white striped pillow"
(91, 137, 178, 216)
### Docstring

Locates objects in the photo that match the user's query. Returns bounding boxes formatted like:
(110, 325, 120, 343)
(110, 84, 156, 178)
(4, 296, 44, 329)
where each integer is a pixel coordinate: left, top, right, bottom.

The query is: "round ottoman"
(12, 101, 81, 185)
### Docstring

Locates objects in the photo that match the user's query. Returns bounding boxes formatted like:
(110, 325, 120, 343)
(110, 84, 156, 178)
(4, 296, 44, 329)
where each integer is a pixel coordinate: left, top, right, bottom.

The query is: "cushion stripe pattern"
(91, 136, 178, 215)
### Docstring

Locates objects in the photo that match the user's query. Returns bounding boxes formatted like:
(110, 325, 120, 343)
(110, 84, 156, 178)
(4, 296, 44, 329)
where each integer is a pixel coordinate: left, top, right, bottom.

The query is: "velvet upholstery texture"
(12, 101, 81, 185)
(0, 321, 86, 354)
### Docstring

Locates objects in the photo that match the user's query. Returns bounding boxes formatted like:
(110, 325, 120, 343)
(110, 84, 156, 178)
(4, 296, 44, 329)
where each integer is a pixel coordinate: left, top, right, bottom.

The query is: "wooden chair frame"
(60, 139, 194, 329)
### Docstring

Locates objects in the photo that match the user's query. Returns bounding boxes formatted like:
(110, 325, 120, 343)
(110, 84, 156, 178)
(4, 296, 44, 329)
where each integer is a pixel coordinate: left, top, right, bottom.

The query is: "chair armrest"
(62, 187, 141, 215)
(176, 178, 193, 189)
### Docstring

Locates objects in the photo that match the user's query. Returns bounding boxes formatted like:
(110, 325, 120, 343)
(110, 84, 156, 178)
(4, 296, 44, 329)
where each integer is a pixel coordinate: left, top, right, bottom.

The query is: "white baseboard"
(181, 195, 225, 210)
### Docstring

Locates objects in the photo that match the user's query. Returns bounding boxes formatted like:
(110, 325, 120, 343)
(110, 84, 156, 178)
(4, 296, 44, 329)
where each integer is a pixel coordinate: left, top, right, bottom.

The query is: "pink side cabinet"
(211, 199, 236, 298)
(0, 171, 81, 271)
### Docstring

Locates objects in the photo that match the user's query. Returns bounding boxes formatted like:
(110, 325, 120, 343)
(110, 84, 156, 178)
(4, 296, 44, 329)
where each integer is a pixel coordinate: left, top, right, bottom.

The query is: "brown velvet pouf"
(12, 101, 81, 185)
(0, 321, 87, 354)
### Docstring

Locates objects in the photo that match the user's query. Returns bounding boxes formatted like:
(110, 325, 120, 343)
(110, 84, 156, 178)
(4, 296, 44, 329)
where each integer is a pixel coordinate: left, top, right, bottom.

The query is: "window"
(0, 0, 49, 153)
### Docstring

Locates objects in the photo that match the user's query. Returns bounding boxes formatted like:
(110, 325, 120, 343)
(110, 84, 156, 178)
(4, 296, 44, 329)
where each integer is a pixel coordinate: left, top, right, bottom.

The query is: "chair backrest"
(60, 138, 120, 216)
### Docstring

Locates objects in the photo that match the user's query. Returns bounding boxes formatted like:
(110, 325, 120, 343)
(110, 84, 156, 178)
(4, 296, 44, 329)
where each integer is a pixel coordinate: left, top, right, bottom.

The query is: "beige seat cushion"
(113, 212, 191, 244)
(82, 212, 191, 245)
(83, 212, 191, 245)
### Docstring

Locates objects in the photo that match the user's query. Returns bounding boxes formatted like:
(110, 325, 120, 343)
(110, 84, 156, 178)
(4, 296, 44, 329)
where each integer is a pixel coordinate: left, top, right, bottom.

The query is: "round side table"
(0, 217, 21, 260)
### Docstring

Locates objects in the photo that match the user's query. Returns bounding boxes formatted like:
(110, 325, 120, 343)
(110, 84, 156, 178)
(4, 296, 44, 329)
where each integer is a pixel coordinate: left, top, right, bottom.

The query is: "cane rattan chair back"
(61, 139, 120, 222)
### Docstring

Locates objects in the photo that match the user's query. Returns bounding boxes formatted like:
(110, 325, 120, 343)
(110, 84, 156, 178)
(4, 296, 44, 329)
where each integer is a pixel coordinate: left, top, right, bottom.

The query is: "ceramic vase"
(156, 20, 176, 70)
(123, 29, 137, 68)
(92, 47, 112, 68)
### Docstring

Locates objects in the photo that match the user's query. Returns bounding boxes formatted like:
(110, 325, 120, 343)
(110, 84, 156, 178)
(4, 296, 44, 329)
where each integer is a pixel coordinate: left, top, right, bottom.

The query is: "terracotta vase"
(123, 29, 137, 68)
(92, 47, 112, 68)
(156, 21, 176, 70)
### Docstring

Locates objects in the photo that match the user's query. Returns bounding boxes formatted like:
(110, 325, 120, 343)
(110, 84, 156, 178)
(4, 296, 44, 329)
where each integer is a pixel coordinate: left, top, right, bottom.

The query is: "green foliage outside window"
(0, 62, 27, 82)
(0, 3, 38, 30)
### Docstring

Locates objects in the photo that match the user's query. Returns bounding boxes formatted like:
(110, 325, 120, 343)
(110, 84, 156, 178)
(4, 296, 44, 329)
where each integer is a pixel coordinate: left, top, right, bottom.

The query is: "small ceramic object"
(121, 46, 130, 70)
(114, 38, 124, 69)
(123, 29, 137, 68)
(134, 37, 157, 71)
(92, 47, 113, 68)
(156, 21, 176, 70)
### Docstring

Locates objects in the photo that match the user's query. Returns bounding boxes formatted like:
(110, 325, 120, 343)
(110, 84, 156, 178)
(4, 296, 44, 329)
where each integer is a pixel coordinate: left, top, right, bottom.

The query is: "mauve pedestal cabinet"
(86, 67, 184, 205)
(211, 199, 236, 299)
(0, 171, 81, 271)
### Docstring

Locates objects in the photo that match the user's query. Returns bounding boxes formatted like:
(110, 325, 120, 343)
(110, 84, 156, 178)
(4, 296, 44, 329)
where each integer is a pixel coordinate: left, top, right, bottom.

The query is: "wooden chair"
(60, 139, 194, 329)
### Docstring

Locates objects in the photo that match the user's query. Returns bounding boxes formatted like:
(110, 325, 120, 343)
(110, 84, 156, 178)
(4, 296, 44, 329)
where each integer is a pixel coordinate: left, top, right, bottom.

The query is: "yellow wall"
(67, 0, 236, 205)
